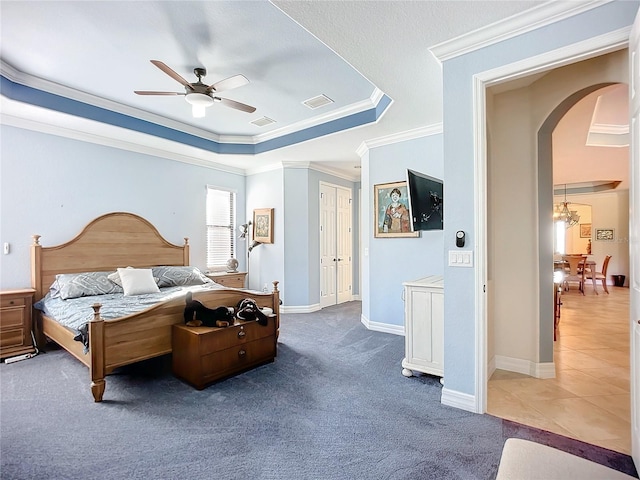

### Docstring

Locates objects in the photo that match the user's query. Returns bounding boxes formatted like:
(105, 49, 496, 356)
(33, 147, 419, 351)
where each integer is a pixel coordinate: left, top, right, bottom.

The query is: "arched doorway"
(485, 56, 630, 452)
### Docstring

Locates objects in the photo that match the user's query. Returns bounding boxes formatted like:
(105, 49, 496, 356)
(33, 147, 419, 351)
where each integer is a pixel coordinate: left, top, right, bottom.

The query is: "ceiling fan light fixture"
(191, 104, 205, 118)
(185, 92, 214, 118)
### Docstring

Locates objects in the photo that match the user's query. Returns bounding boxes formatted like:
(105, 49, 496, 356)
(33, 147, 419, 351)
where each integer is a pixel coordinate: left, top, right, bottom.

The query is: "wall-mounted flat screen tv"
(406, 169, 443, 231)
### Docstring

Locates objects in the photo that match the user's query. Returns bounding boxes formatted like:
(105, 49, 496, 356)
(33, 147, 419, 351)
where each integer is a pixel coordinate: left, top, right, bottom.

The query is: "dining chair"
(562, 255, 587, 295)
(553, 272, 563, 341)
(584, 255, 612, 294)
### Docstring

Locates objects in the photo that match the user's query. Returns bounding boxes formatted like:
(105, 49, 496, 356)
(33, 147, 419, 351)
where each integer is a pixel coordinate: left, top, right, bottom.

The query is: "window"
(554, 221, 566, 255)
(206, 186, 236, 269)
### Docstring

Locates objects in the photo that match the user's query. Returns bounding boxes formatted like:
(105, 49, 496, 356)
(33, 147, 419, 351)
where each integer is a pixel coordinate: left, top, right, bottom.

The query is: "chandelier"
(553, 184, 580, 228)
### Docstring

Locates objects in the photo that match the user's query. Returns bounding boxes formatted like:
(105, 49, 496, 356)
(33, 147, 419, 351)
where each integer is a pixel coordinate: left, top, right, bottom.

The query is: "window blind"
(206, 186, 236, 268)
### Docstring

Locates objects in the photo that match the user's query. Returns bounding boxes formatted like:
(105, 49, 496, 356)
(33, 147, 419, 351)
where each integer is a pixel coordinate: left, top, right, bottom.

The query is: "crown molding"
(475, 26, 630, 85)
(281, 161, 311, 169)
(279, 160, 358, 182)
(429, 0, 611, 62)
(245, 160, 358, 181)
(357, 123, 443, 158)
(308, 162, 359, 182)
(245, 161, 284, 176)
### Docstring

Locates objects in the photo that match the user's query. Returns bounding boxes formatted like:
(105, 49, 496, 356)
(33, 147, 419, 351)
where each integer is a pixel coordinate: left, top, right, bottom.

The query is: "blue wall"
(363, 133, 444, 329)
(246, 169, 285, 293)
(0, 125, 246, 289)
(283, 167, 311, 305)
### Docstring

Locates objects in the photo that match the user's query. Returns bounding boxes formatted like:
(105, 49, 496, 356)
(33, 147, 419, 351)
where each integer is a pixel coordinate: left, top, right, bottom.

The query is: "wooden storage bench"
(172, 315, 277, 390)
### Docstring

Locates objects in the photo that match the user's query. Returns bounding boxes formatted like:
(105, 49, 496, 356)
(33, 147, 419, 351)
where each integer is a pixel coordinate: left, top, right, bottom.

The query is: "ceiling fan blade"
(209, 74, 249, 93)
(217, 97, 256, 113)
(150, 60, 194, 91)
(134, 91, 185, 96)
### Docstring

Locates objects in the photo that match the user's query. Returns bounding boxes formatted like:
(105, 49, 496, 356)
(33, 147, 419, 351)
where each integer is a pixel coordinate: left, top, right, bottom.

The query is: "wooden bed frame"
(31, 212, 280, 402)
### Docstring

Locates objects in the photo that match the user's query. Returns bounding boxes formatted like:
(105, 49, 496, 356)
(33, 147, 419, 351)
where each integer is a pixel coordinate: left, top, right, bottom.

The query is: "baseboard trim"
(494, 355, 556, 379)
(441, 387, 478, 413)
(280, 304, 321, 314)
(360, 314, 404, 336)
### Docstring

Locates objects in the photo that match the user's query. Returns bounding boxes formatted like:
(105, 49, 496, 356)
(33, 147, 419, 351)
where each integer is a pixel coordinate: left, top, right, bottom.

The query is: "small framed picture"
(373, 181, 419, 238)
(579, 223, 591, 238)
(595, 228, 614, 241)
(253, 208, 274, 244)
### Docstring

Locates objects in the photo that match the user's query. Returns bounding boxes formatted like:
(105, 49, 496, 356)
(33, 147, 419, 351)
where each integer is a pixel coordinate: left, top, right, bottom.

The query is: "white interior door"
(320, 182, 353, 308)
(629, 10, 640, 468)
(320, 183, 337, 308)
(336, 186, 353, 303)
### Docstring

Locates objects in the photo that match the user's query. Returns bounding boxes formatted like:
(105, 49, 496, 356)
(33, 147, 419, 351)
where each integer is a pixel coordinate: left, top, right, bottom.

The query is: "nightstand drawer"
(0, 307, 25, 328)
(205, 272, 247, 288)
(1, 328, 25, 349)
(1, 297, 25, 308)
(215, 275, 244, 286)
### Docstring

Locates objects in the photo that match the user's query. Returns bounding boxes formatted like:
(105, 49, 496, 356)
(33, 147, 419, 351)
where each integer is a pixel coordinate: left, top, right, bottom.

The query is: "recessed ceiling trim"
(589, 123, 629, 135)
(553, 181, 621, 194)
(251, 87, 386, 143)
(1, 75, 392, 157)
(1, 59, 226, 144)
(0, 60, 390, 148)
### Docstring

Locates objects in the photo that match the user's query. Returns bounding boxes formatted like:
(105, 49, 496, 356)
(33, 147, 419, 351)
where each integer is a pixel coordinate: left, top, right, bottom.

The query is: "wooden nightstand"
(206, 271, 247, 288)
(0, 289, 36, 359)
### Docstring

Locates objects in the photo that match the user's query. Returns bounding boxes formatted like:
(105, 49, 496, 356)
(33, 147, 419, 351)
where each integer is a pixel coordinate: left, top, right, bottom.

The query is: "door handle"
(337, 258, 342, 261)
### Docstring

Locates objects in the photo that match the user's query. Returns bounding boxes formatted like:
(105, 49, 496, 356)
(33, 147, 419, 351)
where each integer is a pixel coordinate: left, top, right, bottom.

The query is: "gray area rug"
(1, 301, 636, 479)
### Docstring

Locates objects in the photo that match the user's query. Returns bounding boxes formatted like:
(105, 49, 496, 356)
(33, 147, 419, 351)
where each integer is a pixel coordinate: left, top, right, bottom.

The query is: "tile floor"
(487, 284, 631, 454)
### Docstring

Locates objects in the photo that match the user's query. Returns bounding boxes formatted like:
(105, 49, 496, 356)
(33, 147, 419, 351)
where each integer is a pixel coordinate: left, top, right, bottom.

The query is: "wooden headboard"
(31, 212, 190, 301)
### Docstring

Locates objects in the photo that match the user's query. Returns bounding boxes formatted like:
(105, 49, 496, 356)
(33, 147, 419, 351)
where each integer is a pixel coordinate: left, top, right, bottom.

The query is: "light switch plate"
(448, 250, 473, 267)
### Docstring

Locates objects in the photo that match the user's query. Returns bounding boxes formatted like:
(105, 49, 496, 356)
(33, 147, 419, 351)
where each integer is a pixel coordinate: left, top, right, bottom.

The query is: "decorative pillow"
(107, 270, 125, 286)
(54, 271, 124, 300)
(152, 266, 212, 288)
(117, 267, 160, 296)
(108, 268, 159, 287)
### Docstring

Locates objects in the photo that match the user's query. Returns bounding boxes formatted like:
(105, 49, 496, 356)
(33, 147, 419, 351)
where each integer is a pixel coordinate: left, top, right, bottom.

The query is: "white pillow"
(108, 267, 158, 287)
(117, 267, 160, 296)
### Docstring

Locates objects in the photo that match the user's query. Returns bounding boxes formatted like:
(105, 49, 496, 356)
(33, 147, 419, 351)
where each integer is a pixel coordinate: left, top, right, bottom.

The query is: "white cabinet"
(402, 275, 444, 378)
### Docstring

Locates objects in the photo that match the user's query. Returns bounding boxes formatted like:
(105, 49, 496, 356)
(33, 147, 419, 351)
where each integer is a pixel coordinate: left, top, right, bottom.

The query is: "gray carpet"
(0, 301, 635, 479)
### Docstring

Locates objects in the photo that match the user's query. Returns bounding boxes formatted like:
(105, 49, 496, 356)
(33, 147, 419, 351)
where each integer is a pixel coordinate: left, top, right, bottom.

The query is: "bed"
(31, 212, 280, 402)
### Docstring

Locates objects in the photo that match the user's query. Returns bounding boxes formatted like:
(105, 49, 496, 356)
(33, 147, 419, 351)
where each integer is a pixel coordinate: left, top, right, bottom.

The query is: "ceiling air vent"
(303, 94, 334, 109)
(251, 116, 276, 127)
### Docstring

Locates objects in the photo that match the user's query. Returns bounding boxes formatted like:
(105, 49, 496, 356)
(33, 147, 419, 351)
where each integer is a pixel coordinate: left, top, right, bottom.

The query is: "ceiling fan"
(134, 60, 256, 118)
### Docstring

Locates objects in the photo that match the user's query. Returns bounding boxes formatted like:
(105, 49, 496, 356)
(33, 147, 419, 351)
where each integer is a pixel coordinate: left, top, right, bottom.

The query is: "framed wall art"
(253, 208, 274, 244)
(579, 223, 591, 238)
(373, 181, 419, 238)
(595, 228, 614, 241)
